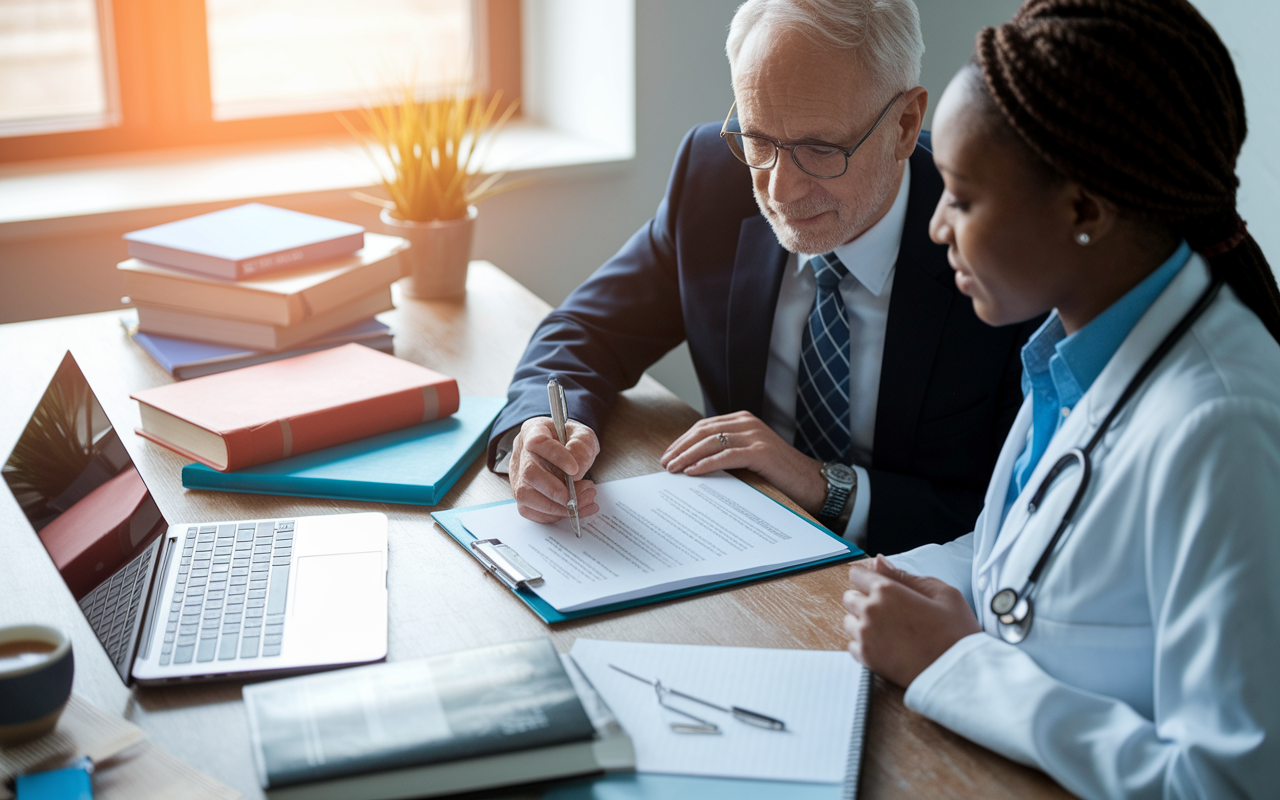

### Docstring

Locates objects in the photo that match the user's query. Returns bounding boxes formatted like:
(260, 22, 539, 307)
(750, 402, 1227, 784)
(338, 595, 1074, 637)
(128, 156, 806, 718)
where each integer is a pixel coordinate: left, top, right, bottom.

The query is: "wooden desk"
(0, 262, 1072, 799)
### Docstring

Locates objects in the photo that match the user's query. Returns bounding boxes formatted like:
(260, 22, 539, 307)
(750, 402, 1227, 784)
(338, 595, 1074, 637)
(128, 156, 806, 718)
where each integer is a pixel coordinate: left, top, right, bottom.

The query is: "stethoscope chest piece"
(992, 591, 1034, 644)
(991, 587, 1018, 616)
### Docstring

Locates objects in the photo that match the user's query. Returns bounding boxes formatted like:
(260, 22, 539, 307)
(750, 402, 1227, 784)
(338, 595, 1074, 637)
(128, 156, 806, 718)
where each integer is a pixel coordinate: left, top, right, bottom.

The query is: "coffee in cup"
(0, 625, 75, 746)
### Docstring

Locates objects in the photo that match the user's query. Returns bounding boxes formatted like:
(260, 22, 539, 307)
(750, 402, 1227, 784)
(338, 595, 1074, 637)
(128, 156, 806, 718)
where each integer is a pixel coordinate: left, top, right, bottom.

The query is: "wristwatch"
(817, 462, 857, 531)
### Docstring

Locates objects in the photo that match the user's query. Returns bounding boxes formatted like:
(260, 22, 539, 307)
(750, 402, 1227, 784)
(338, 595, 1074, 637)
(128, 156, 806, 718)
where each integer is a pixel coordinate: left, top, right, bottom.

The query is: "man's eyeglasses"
(720, 92, 903, 179)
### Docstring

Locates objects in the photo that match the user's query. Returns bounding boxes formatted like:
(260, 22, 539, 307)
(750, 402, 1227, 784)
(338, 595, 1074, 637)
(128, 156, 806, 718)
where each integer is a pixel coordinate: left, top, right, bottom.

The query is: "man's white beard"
(754, 162, 895, 255)
(758, 196, 840, 254)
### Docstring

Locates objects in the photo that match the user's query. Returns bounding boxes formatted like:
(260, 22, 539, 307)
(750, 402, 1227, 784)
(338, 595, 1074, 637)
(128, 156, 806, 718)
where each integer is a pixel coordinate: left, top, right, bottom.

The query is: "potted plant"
(345, 84, 519, 300)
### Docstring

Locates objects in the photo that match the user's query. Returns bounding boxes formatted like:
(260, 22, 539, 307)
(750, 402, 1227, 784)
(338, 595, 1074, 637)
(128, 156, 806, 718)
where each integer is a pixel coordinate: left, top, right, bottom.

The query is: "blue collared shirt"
(1002, 241, 1193, 522)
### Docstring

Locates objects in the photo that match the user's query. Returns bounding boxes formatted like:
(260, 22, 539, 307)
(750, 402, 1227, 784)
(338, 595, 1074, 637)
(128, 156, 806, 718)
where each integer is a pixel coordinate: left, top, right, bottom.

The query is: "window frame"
(0, 0, 521, 163)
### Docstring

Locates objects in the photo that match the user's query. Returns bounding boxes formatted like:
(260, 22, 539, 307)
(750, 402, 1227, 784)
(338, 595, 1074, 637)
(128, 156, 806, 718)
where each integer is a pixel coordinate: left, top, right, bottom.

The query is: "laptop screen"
(2, 352, 169, 607)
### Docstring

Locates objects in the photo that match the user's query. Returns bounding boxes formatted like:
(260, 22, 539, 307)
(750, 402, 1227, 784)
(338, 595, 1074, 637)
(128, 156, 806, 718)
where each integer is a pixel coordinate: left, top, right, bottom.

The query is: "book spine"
(238, 232, 365, 278)
(219, 380, 460, 472)
(125, 241, 238, 280)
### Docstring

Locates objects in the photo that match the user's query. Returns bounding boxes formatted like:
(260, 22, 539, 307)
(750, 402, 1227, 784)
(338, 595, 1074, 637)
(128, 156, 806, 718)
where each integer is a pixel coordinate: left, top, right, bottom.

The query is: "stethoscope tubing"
(992, 276, 1225, 639)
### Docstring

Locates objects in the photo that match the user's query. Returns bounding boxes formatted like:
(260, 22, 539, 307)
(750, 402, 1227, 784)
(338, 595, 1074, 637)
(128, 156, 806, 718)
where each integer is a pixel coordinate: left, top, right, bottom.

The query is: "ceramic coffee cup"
(0, 624, 75, 746)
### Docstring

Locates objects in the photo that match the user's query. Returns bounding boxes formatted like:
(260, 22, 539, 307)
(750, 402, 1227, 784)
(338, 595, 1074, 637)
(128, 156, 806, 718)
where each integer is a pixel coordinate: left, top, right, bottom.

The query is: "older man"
(488, 0, 1036, 555)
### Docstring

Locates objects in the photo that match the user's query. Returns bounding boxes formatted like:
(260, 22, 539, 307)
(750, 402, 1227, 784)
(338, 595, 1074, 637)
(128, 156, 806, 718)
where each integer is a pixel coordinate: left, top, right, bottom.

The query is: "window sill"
(0, 119, 633, 240)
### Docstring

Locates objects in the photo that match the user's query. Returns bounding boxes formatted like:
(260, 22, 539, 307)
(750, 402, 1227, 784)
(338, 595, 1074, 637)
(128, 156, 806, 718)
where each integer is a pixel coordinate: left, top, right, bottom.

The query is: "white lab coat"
(891, 254, 1280, 799)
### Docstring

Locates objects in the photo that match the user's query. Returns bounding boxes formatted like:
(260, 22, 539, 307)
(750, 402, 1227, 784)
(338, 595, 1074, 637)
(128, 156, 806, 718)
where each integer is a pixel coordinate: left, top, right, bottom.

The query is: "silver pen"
(546, 376, 581, 536)
(609, 664, 787, 731)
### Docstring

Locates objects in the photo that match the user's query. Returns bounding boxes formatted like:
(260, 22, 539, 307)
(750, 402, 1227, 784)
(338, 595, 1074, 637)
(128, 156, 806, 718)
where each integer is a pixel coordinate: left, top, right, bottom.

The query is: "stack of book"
(120, 203, 409, 379)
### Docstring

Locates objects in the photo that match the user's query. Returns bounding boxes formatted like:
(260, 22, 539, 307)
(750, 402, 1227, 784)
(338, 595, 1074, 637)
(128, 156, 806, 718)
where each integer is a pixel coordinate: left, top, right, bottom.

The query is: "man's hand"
(842, 555, 982, 687)
(659, 411, 828, 515)
(509, 416, 601, 524)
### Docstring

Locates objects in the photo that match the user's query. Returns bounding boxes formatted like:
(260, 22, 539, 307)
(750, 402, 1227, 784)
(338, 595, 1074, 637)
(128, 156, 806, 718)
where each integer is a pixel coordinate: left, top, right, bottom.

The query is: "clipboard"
(430, 485, 865, 625)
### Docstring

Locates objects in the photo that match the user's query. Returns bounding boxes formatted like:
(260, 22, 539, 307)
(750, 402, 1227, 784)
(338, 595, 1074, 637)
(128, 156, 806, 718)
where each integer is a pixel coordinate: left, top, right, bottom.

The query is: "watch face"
(823, 462, 855, 487)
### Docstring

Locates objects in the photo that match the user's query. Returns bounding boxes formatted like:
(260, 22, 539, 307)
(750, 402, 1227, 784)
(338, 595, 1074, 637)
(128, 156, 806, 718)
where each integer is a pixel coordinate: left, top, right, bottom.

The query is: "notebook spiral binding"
(840, 665, 873, 800)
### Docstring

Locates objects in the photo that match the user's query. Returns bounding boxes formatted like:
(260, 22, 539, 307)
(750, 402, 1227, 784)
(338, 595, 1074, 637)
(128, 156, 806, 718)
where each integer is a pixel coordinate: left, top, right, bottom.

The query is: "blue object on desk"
(546, 773, 841, 800)
(14, 762, 93, 800)
(182, 397, 506, 506)
(430, 484, 863, 625)
(125, 314, 394, 380)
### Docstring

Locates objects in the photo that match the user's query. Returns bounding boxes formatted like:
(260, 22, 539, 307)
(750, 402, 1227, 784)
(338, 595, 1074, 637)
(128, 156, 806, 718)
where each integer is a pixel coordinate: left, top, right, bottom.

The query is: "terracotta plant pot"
(380, 206, 477, 300)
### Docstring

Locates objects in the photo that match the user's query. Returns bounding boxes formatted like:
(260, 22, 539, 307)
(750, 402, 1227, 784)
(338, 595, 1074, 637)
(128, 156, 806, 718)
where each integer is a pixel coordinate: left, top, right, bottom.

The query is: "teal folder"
(430, 479, 864, 624)
(182, 397, 506, 505)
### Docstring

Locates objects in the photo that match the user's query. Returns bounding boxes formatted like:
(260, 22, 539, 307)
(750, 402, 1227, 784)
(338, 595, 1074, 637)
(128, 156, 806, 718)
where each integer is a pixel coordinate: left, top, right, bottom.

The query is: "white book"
(134, 287, 393, 352)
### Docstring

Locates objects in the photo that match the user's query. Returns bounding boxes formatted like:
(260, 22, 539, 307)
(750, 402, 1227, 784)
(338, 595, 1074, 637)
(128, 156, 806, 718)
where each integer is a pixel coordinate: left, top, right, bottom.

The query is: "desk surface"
(0, 262, 1073, 799)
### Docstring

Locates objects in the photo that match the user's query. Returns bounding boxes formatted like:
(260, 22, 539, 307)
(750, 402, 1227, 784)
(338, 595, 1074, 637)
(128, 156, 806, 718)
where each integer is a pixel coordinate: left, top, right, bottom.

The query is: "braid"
(975, 0, 1280, 344)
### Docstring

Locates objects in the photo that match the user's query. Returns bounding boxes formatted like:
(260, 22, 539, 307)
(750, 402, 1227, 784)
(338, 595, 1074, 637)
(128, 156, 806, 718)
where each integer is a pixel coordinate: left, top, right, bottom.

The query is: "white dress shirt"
(761, 161, 911, 544)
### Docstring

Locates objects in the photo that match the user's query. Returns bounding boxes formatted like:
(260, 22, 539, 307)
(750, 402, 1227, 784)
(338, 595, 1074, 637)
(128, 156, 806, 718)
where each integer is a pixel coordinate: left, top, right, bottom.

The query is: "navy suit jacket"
(489, 122, 1037, 555)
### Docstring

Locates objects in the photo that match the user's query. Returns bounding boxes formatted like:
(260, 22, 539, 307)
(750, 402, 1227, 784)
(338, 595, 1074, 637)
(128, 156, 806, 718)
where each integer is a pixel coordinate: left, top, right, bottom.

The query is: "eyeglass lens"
(725, 134, 848, 178)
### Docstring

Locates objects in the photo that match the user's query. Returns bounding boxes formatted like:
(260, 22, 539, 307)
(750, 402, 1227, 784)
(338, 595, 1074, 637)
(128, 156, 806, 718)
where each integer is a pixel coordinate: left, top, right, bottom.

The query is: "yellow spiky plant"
(344, 83, 520, 222)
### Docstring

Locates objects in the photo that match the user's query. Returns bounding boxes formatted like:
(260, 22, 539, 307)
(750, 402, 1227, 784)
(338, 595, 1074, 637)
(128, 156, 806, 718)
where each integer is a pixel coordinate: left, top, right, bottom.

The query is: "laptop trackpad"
(292, 551, 383, 628)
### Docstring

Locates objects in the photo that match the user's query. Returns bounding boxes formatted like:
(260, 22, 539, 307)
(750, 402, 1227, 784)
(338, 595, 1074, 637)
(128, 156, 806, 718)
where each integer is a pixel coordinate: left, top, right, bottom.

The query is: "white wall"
(1190, 0, 1280, 267)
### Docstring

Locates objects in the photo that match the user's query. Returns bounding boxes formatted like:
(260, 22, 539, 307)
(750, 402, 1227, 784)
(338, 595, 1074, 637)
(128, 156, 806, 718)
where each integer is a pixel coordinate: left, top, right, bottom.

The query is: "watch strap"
(818, 483, 851, 525)
(817, 464, 856, 529)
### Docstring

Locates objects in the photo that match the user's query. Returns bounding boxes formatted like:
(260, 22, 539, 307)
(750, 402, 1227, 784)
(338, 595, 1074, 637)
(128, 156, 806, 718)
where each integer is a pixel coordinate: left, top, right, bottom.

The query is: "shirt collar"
(1021, 239, 1193, 403)
(799, 160, 911, 298)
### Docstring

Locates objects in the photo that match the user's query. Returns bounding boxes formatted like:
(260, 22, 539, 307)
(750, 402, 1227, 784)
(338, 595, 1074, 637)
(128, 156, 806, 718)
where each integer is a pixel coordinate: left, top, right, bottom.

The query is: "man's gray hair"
(726, 0, 924, 99)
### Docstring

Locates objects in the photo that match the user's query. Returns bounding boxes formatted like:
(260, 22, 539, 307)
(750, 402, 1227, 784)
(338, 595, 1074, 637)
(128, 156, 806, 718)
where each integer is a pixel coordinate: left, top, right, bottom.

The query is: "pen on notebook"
(546, 376, 582, 537)
(609, 663, 787, 731)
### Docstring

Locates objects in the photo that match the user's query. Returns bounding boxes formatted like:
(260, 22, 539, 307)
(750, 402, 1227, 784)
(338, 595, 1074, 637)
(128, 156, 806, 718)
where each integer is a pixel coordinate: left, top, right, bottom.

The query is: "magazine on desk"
(243, 638, 635, 800)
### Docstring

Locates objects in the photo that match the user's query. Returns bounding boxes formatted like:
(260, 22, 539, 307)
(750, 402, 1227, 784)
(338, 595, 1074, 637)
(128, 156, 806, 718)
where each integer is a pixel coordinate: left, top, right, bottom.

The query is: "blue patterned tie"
(795, 252, 851, 463)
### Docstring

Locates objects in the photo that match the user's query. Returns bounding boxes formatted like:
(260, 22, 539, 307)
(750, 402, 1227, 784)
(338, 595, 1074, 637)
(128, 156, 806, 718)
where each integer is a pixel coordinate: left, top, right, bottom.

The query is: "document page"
(568, 639, 867, 784)
(457, 471, 849, 612)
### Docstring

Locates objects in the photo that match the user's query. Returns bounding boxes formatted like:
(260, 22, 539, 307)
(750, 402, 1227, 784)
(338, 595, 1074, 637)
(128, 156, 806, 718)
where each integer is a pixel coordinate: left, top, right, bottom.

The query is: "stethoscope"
(991, 276, 1225, 644)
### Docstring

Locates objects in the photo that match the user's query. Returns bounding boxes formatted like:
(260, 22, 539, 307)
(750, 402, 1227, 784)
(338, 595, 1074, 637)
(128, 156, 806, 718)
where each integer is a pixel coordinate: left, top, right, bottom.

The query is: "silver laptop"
(2, 352, 388, 685)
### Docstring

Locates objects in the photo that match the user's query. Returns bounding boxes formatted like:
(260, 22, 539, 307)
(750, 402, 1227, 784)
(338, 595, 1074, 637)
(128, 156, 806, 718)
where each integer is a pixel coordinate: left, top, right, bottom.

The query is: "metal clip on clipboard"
(469, 539, 544, 590)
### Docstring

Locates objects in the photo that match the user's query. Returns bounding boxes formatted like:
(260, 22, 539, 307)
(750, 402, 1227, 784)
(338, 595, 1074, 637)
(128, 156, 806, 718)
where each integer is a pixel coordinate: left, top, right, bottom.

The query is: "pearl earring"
(1076, 232, 1092, 246)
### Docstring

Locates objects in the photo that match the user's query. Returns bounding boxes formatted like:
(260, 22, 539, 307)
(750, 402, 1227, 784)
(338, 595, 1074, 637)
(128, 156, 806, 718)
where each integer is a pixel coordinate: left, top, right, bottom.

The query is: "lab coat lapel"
(974, 398, 1032, 568)
(978, 255, 1214, 575)
(981, 393, 1094, 573)
(725, 216, 789, 416)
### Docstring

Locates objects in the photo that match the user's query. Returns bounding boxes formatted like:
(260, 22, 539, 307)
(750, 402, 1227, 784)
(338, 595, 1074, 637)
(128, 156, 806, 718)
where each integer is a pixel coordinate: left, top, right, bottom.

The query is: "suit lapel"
(726, 215, 789, 416)
(872, 148, 955, 471)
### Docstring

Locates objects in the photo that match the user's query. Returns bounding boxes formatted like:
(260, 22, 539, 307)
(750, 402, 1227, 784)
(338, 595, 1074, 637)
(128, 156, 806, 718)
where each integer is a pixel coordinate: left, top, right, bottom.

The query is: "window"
(0, 0, 521, 163)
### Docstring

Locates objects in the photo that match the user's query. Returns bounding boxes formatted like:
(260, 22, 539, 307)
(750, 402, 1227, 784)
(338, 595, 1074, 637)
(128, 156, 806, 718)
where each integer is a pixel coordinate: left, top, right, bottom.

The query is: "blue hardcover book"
(182, 397, 506, 505)
(125, 315, 393, 379)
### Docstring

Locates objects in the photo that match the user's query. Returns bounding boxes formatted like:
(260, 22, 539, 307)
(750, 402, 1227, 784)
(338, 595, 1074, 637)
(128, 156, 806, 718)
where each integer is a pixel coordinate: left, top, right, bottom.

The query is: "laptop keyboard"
(79, 544, 156, 672)
(160, 520, 295, 666)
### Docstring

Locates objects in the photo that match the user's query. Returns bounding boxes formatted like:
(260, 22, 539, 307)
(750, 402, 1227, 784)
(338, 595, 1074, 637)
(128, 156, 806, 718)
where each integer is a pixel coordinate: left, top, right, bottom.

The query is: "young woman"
(840, 1, 1280, 797)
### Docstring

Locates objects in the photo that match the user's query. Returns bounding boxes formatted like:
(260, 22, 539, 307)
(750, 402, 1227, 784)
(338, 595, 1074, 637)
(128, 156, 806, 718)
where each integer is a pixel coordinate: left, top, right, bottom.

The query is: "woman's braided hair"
(974, 0, 1280, 343)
